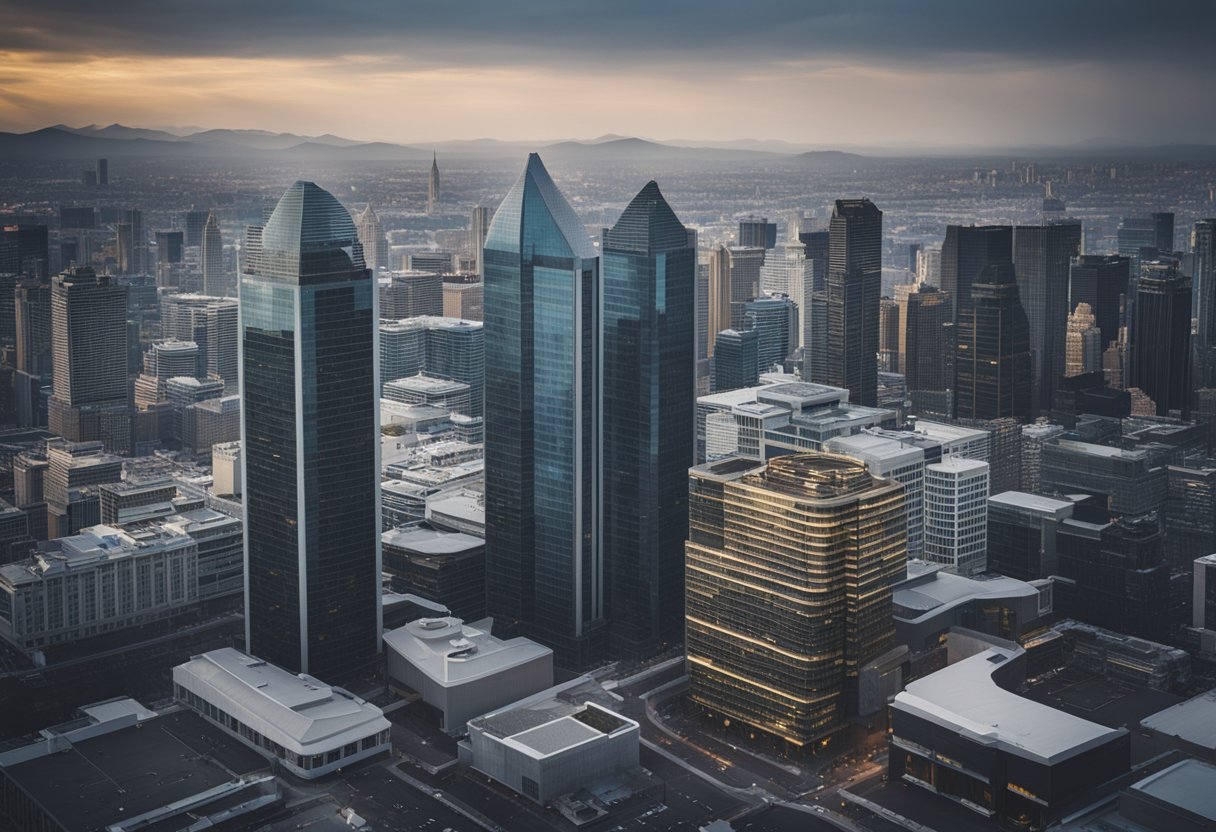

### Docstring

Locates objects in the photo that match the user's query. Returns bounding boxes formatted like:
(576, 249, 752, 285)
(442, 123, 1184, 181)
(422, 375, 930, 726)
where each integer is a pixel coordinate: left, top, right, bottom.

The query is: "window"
(521, 777, 539, 800)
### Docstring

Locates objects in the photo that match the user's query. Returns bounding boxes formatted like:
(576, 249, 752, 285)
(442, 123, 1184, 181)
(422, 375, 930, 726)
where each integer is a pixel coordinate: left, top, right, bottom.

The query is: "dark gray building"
(826, 198, 882, 406)
(940, 224, 1011, 322)
(1014, 223, 1082, 413)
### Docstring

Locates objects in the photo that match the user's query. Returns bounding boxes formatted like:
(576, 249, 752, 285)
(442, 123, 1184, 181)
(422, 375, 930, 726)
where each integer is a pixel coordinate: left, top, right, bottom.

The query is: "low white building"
(172, 647, 391, 779)
(384, 617, 552, 732)
(465, 696, 639, 804)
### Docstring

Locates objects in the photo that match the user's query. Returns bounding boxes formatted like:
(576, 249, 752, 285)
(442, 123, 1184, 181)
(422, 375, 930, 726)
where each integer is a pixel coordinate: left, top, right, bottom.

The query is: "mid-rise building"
(442, 274, 484, 321)
(1040, 439, 1166, 517)
(686, 454, 906, 747)
(1064, 302, 1102, 377)
(826, 433, 925, 558)
(355, 203, 388, 274)
(1021, 422, 1066, 492)
(923, 456, 989, 576)
(381, 525, 485, 621)
(712, 328, 758, 392)
(987, 491, 1075, 580)
(384, 374, 473, 415)
(380, 270, 444, 318)
(1165, 459, 1216, 568)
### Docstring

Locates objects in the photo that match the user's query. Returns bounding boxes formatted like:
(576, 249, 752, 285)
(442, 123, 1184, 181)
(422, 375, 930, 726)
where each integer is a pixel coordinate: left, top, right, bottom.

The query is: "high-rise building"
(1152, 211, 1175, 254)
(879, 297, 900, 373)
(1191, 220, 1216, 386)
(954, 264, 1033, 422)
(760, 234, 814, 354)
(1, 223, 50, 283)
(799, 229, 829, 292)
(987, 491, 1074, 581)
(12, 278, 50, 427)
(737, 216, 777, 249)
(47, 267, 130, 451)
(184, 210, 209, 248)
(240, 181, 379, 678)
(916, 245, 942, 287)
(1064, 303, 1102, 377)
(201, 211, 224, 296)
(923, 456, 989, 576)
(1013, 223, 1082, 413)
(427, 152, 440, 215)
(159, 294, 239, 390)
(482, 154, 602, 668)
(1165, 460, 1216, 569)
(1040, 439, 1166, 517)
(469, 206, 493, 277)
(745, 296, 796, 372)
(355, 203, 388, 274)
(706, 245, 731, 355)
(825, 198, 882, 406)
(96, 158, 108, 186)
(712, 329, 758, 392)
(1130, 259, 1191, 417)
(1069, 255, 1129, 352)
(901, 284, 954, 416)
(600, 180, 695, 660)
(825, 433, 925, 558)
(726, 246, 765, 329)
(940, 225, 1011, 322)
(442, 274, 484, 321)
(380, 271, 443, 318)
(116, 209, 144, 274)
(685, 454, 905, 747)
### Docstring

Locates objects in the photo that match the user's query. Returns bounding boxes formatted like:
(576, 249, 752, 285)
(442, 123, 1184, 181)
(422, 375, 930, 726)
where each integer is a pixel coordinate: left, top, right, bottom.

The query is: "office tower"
(1, 223, 50, 281)
(954, 264, 1032, 422)
(1056, 516, 1170, 643)
(737, 216, 776, 249)
(47, 267, 130, 451)
(155, 230, 184, 266)
(96, 158, 108, 185)
(469, 206, 493, 277)
(901, 285, 953, 416)
(1193, 555, 1216, 645)
(726, 247, 765, 329)
(184, 210, 209, 247)
(600, 180, 695, 660)
(685, 454, 906, 746)
(442, 274, 484, 321)
(825, 198, 882, 406)
(940, 225, 1012, 321)
(59, 206, 95, 230)
(201, 211, 224, 296)
(12, 278, 50, 427)
(799, 229, 829, 290)
(907, 242, 922, 274)
(159, 294, 238, 389)
(1152, 211, 1174, 254)
(923, 456, 989, 576)
(826, 433, 925, 557)
(1069, 255, 1129, 351)
(1064, 303, 1102, 377)
(879, 297, 899, 373)
(712, 329, 758, 391)
(1192, 220, 1216, 387)
(1014, 223, 1082, 413)
(380, 272, 444, 318)
(482, 154, 602, 667)
(404, 252, 454, 273)
(987, 491, 1074, 581)
(44, 439, 123, 538)
(1040, 439, 1166, 517)
(706, 245, 731, 354)
(1165, 460, 1216, 568)
(116, 209, 144, 274)
(745, 296, 796, 372)
(1130, 260, 1191, 417)
(240, 180, 379, 678)
(355, 203, 388, 274)
(1117, 216, 1155, 261)
(916, 246, 942, 287)
(760, 233, 813, 353)
(134, 338, 201, 410)
(427, 152, 440, 215)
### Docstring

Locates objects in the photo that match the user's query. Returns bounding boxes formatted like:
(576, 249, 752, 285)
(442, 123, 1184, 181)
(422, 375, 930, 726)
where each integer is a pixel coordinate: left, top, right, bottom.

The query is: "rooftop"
(912, 420, 989, 443)
(894, 561, 1040, 620)
(891, 646, 1125, 765)
(989, 491, 1076, 515)
(1139, 688, 1216, 750)
(382, 525, 483, 556)
(1128, 758, 1216, 822)
(926, 455, 989, 473)
(471, 697, 636, 760)
(1, 524, 193, 586)
(383, 617, 551, 689)
(385, 374, 471, 395)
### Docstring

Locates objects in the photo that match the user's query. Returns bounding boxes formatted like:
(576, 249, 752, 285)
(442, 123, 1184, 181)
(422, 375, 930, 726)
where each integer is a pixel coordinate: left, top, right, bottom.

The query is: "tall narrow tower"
(482, 154, 602, 668)
(826, 198, 882, 406)
(427, 152, 440, 215)
(240, 181, 380, 678)
(201, 211, 224, 296)
(356, 203, 388, 274)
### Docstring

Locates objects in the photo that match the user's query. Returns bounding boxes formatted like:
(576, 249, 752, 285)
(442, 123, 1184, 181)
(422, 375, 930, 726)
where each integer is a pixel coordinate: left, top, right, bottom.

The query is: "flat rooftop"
(912, 420, 988, 442)
(989, 491, 1076, 515)
(1128, 758, 1216, 822)
(926, 455, 988, 473)
(384, 617, 550, 688)
(1, 709, 266, 832)
(385, 374, 471, 394)
(382, 524, 483, 556)
(1140, 689, 1216, 751)
(472, 698, 636, 760)
(892, 647, 1125, 765)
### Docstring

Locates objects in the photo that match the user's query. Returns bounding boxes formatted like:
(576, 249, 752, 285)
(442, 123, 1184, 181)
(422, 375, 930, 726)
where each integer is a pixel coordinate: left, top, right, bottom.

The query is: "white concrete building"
(911, 420, 990, 461)
(826, 433, 926, 557)
(383, 617, 552, 732)
(172, 647, 391, 779)
(924, 456, 989, 576)
(464, 695, 639, 804)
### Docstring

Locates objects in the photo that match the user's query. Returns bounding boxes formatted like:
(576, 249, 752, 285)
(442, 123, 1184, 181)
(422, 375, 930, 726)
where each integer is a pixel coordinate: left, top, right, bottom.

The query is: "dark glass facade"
(1013, 223, 1082, 413)
(483, 154, 603, 669)
(940, 225, 1011, 322)
(1130, 259, 1191, 417)
(600, 181, 695, 661)
(1068, 255, 1129, 352)
(954, 264, 1033, 422)
(711, 329, 758, 392)
(826, 199, 882, 406)
(241, 181, 379, 679)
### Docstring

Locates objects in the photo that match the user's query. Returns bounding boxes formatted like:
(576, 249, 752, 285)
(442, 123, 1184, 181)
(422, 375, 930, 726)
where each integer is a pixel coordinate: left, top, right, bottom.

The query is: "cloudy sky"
(1, 1, 1213, 148)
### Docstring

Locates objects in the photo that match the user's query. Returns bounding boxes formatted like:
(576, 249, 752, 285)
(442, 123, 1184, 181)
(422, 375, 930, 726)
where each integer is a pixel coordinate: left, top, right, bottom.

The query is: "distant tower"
(469, 206, 493, 277)
(96, 158, 108, 186)
(356, 203, 388, 274)
(427, 152, 440, 215)
(1013, 222, 1083, 413)
(1130, 258, 1191, 417)
(201, 211, 224, 296)
(826, 198, 882, 406)
(1064, 303, 1102, 377)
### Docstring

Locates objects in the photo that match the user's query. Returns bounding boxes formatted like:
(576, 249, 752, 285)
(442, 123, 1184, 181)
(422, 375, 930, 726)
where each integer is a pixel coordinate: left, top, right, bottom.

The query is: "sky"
(1, 1, 1213, 149)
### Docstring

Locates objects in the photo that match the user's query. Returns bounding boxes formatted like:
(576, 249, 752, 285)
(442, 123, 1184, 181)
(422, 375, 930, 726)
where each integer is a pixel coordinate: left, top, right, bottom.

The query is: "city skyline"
(3, 2, 1216, 148)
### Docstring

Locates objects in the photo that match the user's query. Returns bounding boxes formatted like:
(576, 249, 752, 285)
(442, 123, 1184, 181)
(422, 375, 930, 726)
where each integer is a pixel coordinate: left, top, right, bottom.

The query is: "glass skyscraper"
(240, 181, 380, 679)
(826, 199, 882, 406)
(601, 181, 695, 661)
(483, 154, 603, 668)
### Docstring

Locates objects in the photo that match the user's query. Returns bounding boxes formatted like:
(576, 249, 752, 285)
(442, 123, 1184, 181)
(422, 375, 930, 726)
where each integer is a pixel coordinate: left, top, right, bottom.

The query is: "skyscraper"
(184, 210, 209, 248)
(483, 154, 602, 667)
(940, 225, 1012, 322)
(1130, 259, 1191, 417)
(760, 232, 813, 354)
(13, 278, 50, 427)
(825, 198, 882, 406)
(427, 152, 440, 215)
(745, 295, 796, 372)
(712, 329, 758, 391)
(727, 246, 765, 329)
(706, 244, 731, 355)
(1192, 219, 1216, 386)
(240, 181, 379, 678)
(1152, 211, 1175, 254)
(954, 264, 1033, 422)
(1069, 254, 1129, 352)
(685, 454, 905, 747)
(879, 297, 900, 373)
(901, 284, 954, 415)
(96, 158, 108, 186)
(600, 180, 695, 660)
(201, 211, 224, 296)
(469, 206, 493, 277)
(1064, 303, 1102, 377)
(116, 209, 144, 274)
(1013, 223, 1082, 412)
(355, 203, 388, 274)
(923, 456, 989, 576)
(737, 216, 777, 249)
(46, 267, 130, 452)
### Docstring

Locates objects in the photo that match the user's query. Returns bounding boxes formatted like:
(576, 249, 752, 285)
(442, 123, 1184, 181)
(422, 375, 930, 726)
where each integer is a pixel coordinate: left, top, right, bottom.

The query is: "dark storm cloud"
(2, 0, 1213, 70)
